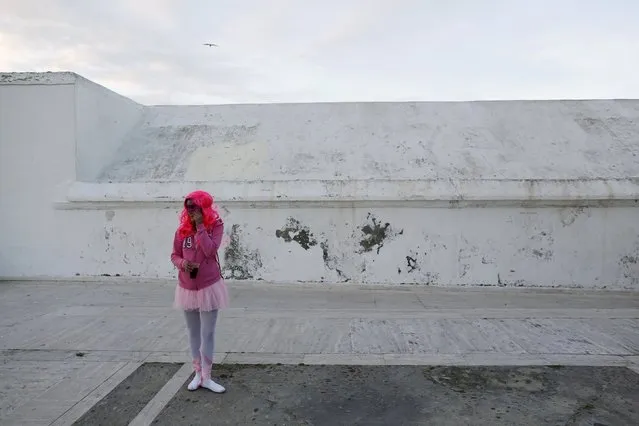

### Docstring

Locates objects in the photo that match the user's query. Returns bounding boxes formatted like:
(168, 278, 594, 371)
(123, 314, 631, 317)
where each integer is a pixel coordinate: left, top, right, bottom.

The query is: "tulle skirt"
(173, 279, 230, 311)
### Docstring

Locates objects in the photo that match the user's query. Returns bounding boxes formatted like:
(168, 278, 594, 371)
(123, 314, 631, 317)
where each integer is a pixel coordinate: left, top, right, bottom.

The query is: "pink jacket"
(171, 220, 224, 290)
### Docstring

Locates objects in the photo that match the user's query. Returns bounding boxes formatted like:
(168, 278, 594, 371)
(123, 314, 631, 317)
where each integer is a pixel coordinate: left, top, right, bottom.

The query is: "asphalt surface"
(143, 363, 639, 426)
(72, 362, 182, 426)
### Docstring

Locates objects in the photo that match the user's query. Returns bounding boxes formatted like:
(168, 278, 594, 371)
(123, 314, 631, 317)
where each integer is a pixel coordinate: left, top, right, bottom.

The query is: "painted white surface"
(100, 101, 639, 183)
(63, 179, 639, 206)
(74, 76, 144, 181)
(0, 72, 638, 289)
(3, 203, 637, 289)
(0, 81, 77, 276)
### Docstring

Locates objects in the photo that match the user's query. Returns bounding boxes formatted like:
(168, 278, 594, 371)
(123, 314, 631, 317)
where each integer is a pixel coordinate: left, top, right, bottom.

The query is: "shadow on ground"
(149, 364, 638, 426)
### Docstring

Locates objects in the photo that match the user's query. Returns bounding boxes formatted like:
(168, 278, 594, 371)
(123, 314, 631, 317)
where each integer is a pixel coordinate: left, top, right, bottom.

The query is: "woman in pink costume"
(171, 190, 229, 393)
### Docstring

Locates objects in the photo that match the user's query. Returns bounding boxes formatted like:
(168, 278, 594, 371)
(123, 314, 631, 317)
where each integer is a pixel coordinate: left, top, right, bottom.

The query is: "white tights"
(184, 309, 218, 364)
(183, 309, 225, 393)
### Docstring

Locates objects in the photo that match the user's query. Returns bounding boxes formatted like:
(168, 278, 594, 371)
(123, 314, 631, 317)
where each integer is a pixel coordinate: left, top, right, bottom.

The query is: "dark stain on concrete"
(406, 256, 418, 273)
(320, 241, 329, 263)
(103, 225, 132, 253)
(336, 269, 349, 281)
(104, 225, 114, 253)
(397, 247, 440, 284)
(105, 210, 115, 221)
(275, 217, 317, 250)
(359, 213, 403, 254)
(425, 365, 549, 394)
(320, 240, 349, 282)
(360, 215, 389, 253)
(518, 230, 555, 262)
(407, 272, 440, 285)
(619, 243, 639, 286)
(498, 273, 527, 287)
(532, 248, 554, 261)
(153, 364, 639, 426)
(458, 238, 481, 278)
(448, 199, 462, 209)
(222, 224, 262, 280)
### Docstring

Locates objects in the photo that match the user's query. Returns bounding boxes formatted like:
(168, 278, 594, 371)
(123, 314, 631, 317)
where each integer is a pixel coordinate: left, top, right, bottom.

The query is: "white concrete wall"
(1, 72, 638, 289)
(0, 73, 142, 274)
(24, 200, 638, 289)
(49, 179, 638, 288)
(74, 76, 144, 181)
(100, 101, 639, 183)
(0, 75, 77, 275)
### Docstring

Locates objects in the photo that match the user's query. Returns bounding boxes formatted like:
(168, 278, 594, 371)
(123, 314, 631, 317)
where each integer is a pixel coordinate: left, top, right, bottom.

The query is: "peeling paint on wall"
(222, 224, 262, 279)
(320, 239, 350, 282)
(358, 213, 403, 254)
(619, 241, 639, 285)
(406, 255, 418, 273)
(516, 229, 555, 262)
(98, 220, 149, 277)
(497, 273, 527, 287)
(395, 247, 441, 285)
(275, 217, 317, 250)
(458, 237, 481, 279)
(104, 224, 129, 253)
(5, 73, 639, 288)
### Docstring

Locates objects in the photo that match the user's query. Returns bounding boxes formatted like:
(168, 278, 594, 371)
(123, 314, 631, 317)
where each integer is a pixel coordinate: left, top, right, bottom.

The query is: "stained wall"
(1, 72, 637, 288)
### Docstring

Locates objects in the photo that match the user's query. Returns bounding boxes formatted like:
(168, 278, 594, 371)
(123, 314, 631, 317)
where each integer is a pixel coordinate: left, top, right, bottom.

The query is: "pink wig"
(177, 190, 221, 239)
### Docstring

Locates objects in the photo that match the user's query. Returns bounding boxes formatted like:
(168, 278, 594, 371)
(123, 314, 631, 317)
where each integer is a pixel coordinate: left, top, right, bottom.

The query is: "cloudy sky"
(1, 0, 637, 105)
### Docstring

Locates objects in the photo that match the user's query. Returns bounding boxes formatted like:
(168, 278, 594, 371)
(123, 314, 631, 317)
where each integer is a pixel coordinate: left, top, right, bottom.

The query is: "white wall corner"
(73, 76, 145, 182)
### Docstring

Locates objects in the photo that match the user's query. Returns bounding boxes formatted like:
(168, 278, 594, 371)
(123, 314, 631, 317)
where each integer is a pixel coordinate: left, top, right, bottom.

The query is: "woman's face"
(185, 198, 201, 221)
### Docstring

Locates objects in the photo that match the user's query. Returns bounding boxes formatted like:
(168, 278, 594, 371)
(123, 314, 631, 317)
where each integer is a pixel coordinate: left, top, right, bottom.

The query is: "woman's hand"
(191, 211, 204, 225)
(183, 261, 199, 272)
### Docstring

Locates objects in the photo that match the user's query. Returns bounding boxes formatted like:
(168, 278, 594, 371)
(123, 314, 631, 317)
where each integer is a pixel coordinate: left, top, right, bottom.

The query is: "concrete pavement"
(1, 279, 638, 425)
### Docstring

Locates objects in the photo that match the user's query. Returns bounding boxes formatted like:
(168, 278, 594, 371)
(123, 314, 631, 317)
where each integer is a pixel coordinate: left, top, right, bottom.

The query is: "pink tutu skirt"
(173, 279, 230, 311)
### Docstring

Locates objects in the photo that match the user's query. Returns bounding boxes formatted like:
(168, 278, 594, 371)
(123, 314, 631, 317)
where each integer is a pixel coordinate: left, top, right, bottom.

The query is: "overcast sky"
(1, 0, 637, 105)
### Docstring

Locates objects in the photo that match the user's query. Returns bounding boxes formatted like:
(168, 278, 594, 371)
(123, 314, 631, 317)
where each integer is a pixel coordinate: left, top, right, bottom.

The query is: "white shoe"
(187, 372, 202, 391)
(201, 378, 226, 393)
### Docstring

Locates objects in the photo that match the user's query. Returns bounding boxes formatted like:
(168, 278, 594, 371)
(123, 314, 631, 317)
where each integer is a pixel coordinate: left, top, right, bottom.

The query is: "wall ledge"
(54, 179, 639, 209)
(2, 276, 636, 291)
(0, 71, 78, 85)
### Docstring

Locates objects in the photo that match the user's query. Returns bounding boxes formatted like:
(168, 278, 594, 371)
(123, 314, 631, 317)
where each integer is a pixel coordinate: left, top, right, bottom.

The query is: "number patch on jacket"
(184, 237, 193, 249)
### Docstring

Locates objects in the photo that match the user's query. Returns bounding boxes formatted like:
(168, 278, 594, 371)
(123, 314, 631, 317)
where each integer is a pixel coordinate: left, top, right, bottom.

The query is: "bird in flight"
(203, 43, 218, 47)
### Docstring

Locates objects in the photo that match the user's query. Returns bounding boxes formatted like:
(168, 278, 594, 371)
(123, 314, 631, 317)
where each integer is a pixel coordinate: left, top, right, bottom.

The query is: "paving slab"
(151, 363, 639, 426)
(0, 360, 132, 426)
